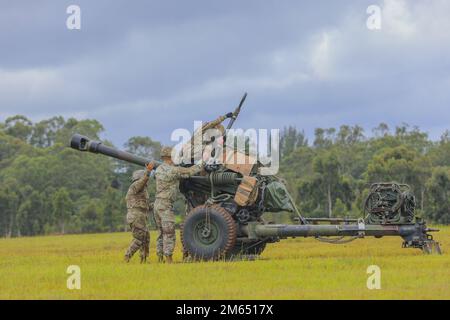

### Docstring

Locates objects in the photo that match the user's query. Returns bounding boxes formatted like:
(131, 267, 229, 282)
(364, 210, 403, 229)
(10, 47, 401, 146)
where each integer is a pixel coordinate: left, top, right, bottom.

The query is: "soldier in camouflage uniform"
(124, 163, 154, 263)
(154, 146, 204, 263)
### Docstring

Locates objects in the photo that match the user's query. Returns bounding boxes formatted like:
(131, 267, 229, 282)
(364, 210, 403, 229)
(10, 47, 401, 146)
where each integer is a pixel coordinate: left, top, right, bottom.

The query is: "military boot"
(165, 255, 173, 264)
(124, 254, 131, 263)
(125, 241, 140, 262)
(140, 246, 149, 264)
(157, 254, 164, 263)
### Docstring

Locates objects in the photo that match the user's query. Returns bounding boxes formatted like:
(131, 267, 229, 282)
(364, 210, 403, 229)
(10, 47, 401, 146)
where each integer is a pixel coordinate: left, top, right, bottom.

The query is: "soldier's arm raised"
(129, 174, 149, 194)
(174, 162, 204, 179)
(202, 114, 228, 131)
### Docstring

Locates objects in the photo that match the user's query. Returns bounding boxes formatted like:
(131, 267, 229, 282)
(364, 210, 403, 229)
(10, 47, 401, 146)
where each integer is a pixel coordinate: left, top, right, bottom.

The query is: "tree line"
(280, 124, 450, 223)
(0, 116, 449, 237)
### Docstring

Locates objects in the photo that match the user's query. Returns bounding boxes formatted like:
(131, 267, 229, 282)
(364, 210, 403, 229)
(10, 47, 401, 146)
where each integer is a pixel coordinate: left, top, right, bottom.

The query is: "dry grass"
(0, 226, 448, 299)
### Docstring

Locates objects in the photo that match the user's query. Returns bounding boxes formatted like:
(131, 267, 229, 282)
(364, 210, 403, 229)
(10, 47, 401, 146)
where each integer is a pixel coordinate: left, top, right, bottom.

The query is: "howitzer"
(70, 134, 442, 259)
(69, 100, 441, 261)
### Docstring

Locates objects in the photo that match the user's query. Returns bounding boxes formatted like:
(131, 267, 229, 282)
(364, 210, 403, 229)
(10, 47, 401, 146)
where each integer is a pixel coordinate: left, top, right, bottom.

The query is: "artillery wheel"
(182, 205, 237, 261)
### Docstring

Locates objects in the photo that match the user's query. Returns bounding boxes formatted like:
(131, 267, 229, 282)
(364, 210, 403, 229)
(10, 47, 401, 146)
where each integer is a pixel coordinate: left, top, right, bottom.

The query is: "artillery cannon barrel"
(70, 134, 156, 167)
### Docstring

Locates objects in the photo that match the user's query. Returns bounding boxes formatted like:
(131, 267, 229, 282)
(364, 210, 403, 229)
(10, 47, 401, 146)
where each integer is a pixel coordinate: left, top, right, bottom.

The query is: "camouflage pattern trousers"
(125, 208, 150, 261)
(154, 198, 176, 257)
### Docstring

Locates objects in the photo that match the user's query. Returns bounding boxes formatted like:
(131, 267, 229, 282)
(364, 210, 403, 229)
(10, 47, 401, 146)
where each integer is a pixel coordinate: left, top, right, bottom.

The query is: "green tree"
(372, 123, 390, 138)
(414, 156, 432, 211)
(367, 146, 416, 183)
(280, 126, 307, 157)
(124, 136, 161, 159)
(102, 187, 125, 232)
(429, 133, 450, 167)
(425, 167, 450, 224)
(16, 189, 45, 236)
(52, 188, 74, 234)
(313, 151, 340, 217)
(30, 116, 65, 147)
(0, 179, 20, 237)
(3, 115, 33, 142)
(54, 118, 104, 145)
(313, 128, 336, 148)
(80, 199, 102, 233)
(336, 125, 365, 145)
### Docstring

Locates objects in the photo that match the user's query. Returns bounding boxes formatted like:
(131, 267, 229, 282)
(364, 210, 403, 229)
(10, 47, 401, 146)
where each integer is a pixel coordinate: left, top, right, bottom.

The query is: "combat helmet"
(160, 146, 173, 159)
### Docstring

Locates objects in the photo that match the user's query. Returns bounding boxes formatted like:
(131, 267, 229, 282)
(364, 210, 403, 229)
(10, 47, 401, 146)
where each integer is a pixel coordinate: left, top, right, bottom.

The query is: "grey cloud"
(0, 0, 449, 146)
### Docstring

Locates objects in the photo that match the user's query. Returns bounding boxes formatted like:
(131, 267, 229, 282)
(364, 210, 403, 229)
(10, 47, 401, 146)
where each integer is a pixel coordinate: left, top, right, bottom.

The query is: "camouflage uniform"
(182, 114, 227, 162)
(125, 171, 151, 262)
(154, 162, 203, 257)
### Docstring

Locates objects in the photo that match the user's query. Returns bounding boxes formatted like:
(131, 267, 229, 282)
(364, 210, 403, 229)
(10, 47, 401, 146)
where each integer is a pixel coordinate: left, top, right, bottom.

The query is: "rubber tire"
(182, 205, 237, 261)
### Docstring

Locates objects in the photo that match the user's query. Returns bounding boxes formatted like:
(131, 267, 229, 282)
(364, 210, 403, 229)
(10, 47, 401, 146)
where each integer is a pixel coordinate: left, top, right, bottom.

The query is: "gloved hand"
(146, 162, 154, 172)
(225, 112, 234, 118)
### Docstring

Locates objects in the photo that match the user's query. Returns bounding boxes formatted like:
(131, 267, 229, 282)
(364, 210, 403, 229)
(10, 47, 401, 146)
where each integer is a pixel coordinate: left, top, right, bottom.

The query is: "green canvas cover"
(263, 181, 294, 212)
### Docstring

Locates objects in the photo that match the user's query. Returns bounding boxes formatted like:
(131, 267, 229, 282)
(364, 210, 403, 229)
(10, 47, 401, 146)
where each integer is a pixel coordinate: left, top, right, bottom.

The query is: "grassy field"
(0, 226, 448, 300)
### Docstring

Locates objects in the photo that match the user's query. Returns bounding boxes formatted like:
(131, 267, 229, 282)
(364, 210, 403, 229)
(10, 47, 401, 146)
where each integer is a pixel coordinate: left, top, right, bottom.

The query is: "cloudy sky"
(1, 0, 449, 146)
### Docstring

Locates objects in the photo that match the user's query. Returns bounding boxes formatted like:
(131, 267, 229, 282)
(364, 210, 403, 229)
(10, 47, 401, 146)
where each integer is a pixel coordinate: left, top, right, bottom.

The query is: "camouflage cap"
(160, 146, 173, 158)
(132, 170, 146, 182)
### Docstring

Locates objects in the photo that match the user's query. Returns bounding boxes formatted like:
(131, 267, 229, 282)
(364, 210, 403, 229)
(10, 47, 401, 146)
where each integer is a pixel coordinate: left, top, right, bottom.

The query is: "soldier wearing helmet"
(124, 162, 154, 263)
(153, 146, 204, 263)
